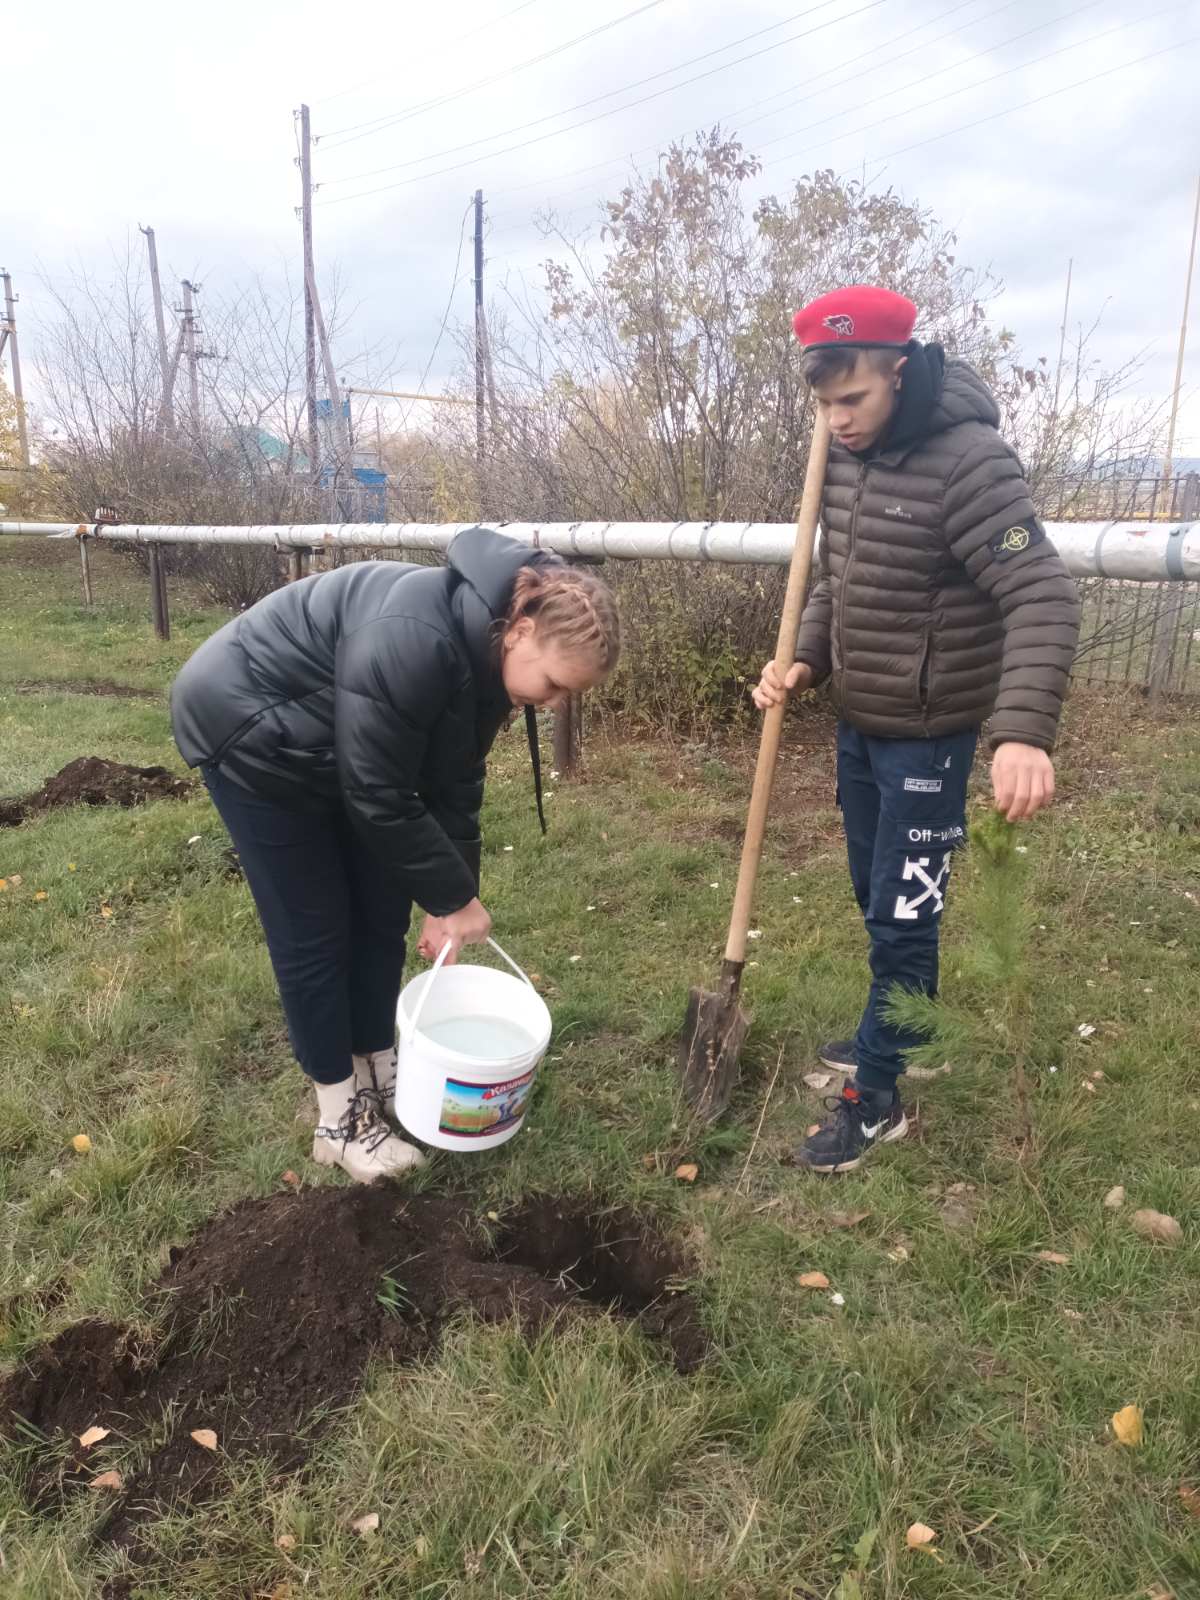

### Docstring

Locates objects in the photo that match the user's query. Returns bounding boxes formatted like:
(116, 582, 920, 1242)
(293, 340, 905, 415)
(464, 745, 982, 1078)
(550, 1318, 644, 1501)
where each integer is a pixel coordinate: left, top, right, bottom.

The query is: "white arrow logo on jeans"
(893, 853, 951, 921)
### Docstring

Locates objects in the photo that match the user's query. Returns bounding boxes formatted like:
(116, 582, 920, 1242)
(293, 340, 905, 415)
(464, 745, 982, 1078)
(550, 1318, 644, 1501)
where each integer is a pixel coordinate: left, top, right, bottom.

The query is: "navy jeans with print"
(836, 720, 979, 1093)
(203, 763, 412, 1086)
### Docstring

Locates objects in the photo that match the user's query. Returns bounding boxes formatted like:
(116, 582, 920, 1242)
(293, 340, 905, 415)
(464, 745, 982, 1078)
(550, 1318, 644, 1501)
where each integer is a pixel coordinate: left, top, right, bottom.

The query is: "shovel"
(678, 413, 832, 1121)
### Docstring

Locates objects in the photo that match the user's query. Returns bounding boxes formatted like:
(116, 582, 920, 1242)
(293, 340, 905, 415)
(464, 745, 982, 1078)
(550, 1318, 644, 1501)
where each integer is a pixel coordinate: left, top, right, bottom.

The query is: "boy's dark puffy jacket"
(171, 528, 546, 917)
(794, 358, 1080, 752)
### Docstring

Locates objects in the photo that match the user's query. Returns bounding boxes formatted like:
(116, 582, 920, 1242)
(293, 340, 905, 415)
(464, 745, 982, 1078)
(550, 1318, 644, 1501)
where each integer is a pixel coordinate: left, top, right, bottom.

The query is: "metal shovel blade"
(678, 961, 750, 1123)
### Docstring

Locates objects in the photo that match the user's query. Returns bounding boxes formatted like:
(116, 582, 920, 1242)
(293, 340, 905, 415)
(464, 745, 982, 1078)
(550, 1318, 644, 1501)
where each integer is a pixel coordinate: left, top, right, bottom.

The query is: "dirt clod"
(0, 756, 192, 827)
(0, 1187, 705, 1551)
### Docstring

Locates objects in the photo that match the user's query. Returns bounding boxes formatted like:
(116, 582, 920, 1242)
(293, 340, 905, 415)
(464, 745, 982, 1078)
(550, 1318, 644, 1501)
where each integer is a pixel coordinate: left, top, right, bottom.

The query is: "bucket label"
(439, 1067, 536, 1139)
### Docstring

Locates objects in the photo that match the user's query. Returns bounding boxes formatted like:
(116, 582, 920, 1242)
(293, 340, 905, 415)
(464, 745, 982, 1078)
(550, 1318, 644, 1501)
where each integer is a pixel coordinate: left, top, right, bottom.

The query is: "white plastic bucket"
(394, 937, 551, 1151)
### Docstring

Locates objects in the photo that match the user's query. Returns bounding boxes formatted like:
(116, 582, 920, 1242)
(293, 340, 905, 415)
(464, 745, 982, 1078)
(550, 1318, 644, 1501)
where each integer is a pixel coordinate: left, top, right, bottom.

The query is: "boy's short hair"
(800, 344, 902, 388)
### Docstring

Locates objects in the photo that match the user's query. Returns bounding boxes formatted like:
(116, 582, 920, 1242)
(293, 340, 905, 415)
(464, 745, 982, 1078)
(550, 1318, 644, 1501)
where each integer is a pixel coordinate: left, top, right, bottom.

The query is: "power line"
(311, 0, 546, 107)
(318, 0, 668, 148)
(483, 40, 1189, 279)
(317, 0, 891, 206)
(755, 2, 1184, 171)
(483, 0, 1017, 219)
(319, 1, 851, 189)
(485, 0, 1166, 227)
(828, 31, 1194, 171)
(398, 200, 474, 432)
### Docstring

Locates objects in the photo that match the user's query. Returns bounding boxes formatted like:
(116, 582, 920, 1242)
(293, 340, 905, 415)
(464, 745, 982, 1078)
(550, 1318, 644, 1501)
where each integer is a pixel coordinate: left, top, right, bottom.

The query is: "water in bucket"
(420, 1014, 537, 1059)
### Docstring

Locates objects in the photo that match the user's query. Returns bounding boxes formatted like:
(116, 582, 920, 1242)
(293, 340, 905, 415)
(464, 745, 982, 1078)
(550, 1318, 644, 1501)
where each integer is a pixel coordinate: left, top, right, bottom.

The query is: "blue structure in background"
(316, 398, 388, 521)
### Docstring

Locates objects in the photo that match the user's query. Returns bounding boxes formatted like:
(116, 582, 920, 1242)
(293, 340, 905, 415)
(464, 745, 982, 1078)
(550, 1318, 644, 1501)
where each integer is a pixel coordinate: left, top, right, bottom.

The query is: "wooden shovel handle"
(724, 413, 831, 964)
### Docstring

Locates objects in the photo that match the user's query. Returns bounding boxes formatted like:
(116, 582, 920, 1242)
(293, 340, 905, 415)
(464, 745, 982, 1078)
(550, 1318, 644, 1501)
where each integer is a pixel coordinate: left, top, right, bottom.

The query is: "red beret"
(792, 286, 917, 350)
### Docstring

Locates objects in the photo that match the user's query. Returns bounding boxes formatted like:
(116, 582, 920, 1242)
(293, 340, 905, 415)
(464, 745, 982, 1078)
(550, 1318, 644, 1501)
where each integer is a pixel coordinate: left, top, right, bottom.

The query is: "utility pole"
(1162, 173, 1200, 499)
(1, 269, 31, 469)
(139, 226, 175, 432)
(298, 105, 321, 484)
(180, 279, 202, 436)
(473, 189, 486, 483)
(1051, 257, 1073, 421)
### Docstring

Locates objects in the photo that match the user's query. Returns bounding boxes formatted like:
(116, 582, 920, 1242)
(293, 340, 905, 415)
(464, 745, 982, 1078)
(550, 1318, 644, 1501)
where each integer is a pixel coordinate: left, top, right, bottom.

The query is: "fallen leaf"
(1131, 1209, 1183, 1246)
(797, 1271, 830, 1290)
(89, 1470, 124, 1491)
(806, 1123, 821, 1137)
(1144, 1587, 1173, 1600)
(1036, 1251, 1072, 1266)
(887, 1245, 911, 1264)
(190, 1428, 219, 1451)
(70, 1133, 92, 1154)
(1179, 1484, 1200, 1519)
(1083, 1081, 1097, 1094)
(280, 1170, 301, 1188)
(803, 1071, 833, 1090)
(1111, 1404, 1144, 1447)
(269, 1586, 295, 1600)
(275, 1533, 298, 1551)
(829, 1210, 871, 1229)
(100, 904, 114, 919)
(906, 1522, 937, 1550)
(674, 1162, 699, 1183)
(34, 890, 48, 902)
(79, 1425, 110, 1449)
(415, 1534, 429, 1558)
(351, 1511, 380, 1535)
(1103, 1185, 1126, 1210)
(1091, 1069, 1105, 1081)
(9, 875, 21, 887)
(0, 879, 7, 890)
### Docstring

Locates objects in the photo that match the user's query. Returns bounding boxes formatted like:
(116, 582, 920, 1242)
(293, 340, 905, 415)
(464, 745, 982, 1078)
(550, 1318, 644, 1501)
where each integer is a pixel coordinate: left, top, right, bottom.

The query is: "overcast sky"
(6, 0, 1199, 453)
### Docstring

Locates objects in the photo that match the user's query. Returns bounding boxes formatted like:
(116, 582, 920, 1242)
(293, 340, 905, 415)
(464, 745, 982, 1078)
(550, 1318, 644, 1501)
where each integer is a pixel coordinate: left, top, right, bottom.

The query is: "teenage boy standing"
(754, 286, 1079, 1173)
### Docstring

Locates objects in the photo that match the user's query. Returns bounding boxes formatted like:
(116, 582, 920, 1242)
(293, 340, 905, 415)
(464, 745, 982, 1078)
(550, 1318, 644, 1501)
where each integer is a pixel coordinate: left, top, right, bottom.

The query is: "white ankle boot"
(311, 1075, 425, 1183)
(352, 1046, 397, 1105)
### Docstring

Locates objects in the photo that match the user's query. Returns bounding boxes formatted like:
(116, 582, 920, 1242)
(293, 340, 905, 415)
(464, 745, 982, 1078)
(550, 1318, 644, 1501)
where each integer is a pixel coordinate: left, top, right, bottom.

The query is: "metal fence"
(1041, 471, 1200, 524)
(1031, 476, 1200, 692)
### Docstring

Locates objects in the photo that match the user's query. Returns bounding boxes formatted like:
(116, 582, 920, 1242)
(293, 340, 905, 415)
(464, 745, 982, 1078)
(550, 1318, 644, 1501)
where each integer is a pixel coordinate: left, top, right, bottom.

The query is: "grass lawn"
(0, 536, 1197, 1599)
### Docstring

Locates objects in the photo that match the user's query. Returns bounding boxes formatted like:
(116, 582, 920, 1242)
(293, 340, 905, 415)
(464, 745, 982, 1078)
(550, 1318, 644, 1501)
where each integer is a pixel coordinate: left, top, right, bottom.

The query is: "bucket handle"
(401, 936, 536, 1043)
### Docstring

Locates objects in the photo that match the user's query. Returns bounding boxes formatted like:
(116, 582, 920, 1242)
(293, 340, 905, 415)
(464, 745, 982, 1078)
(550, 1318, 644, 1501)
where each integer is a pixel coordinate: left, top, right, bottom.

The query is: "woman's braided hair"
(505, 562, 620, 677)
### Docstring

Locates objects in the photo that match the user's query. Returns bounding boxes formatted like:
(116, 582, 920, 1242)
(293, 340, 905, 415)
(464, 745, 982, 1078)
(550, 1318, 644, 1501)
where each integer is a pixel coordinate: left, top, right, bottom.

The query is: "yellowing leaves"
(1111, 1404, 1144, 1447)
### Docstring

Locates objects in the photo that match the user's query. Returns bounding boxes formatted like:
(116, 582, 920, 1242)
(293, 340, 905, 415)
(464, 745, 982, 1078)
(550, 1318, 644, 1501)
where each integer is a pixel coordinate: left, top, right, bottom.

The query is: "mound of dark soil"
(0, 756, 191, 826)
(0, 1187, 705, 1552)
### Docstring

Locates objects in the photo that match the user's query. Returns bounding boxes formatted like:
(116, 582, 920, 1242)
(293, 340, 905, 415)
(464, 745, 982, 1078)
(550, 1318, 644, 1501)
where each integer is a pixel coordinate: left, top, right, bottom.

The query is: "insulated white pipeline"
(1, 521, 1198, 581)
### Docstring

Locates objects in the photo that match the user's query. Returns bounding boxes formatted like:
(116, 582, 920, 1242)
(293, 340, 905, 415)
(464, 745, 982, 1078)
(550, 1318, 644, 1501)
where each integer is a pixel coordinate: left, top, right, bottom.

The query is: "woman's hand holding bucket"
(418, 898, 493, 965)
